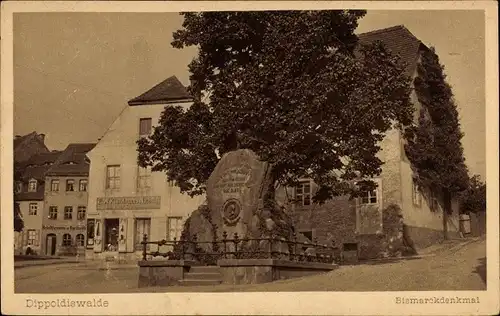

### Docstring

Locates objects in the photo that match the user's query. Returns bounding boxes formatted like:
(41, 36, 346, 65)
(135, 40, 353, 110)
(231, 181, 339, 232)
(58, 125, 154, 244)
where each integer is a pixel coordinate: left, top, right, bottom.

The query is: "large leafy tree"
(404, 47, 469, 239)
(138, 11, 414, 202)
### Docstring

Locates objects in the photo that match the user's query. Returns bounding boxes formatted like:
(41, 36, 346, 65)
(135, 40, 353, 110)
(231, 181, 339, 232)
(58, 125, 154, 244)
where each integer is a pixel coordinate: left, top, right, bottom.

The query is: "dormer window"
(66, 179, 75, 192)
(28, 179, 37, 192)
(64, 161, 77, 165)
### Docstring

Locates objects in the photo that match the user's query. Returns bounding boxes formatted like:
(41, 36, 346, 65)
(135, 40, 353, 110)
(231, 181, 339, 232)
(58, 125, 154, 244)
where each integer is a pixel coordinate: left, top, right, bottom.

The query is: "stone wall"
(290, 198, 409, 260)
(290, 197, 357, 249)
(217, 259, 337, 285)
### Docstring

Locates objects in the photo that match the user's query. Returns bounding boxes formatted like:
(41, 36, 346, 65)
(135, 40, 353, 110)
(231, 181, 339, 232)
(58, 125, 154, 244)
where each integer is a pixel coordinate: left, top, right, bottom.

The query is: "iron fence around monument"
(140, 232, 341, 265)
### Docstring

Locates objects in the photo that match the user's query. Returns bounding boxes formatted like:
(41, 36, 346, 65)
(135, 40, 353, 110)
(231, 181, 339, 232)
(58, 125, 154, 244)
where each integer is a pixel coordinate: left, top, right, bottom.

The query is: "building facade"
(276, 26, 461, 260)
(86, 76, 205, 261)
(14, 151, 62, 255)
(41, 143, 95, 256)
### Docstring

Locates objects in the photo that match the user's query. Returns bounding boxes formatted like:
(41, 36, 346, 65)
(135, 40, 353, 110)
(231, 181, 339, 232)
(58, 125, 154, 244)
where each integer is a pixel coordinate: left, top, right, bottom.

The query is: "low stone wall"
(138, 260, 198, 287)
(217, 259, 338, 285)
(406, 225, 461, 251)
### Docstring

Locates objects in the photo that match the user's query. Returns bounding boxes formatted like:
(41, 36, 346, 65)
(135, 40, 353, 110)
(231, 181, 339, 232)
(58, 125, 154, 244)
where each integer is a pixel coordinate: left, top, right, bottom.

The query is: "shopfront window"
(135, 218, 151, 250)
(62, 234, 72, 246)
(76, 234, 85, 247)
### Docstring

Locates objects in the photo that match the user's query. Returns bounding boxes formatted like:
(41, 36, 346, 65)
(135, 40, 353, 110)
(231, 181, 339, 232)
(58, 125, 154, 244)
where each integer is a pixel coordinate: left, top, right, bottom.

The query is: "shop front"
(41, 224, 87, 256)
(87, 196, 163, 261)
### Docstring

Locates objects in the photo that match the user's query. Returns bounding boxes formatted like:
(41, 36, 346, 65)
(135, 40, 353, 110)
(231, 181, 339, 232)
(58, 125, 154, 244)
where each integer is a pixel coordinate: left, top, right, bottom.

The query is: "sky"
(12, 10, 486, 179)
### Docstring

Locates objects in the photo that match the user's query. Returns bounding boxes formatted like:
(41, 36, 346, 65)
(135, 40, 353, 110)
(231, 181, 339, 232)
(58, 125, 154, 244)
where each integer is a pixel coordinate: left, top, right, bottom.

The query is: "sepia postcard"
(1, 1, 498, 315)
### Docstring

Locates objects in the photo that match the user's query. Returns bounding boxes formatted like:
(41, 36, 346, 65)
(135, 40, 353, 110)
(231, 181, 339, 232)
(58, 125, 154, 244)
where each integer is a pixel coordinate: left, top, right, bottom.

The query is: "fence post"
(293, 232, 297, 261)
(192, 234, 198, 261)
(233, 232, 239, 258)
(268, 235, 273, 259)
(222, 231, 228, 259)
(180, 236, 185, 260)
(142, 234, 147, 261)
(313, 237, 319, 262)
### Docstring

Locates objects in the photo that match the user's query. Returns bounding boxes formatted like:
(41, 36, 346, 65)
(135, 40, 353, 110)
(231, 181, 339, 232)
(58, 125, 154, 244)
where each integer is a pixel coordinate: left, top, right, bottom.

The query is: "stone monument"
(181, 149, 294, 257)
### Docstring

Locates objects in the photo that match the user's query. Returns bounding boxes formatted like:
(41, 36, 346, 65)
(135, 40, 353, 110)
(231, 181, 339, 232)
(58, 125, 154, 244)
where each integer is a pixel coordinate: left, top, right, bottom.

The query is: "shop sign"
(42, 225, 86, 230)
(96, 196, 161, 210)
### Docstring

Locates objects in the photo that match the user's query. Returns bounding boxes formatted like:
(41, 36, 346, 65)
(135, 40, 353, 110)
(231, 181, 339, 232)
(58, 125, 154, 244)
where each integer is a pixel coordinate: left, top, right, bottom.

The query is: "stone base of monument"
(138, 259, 338, 287)
(217, 259, 338, 285)
(138, 260, 200, 287)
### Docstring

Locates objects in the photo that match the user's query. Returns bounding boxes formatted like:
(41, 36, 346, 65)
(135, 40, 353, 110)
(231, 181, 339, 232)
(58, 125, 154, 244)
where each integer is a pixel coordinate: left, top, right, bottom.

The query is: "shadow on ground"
(473, 257, 486, 284)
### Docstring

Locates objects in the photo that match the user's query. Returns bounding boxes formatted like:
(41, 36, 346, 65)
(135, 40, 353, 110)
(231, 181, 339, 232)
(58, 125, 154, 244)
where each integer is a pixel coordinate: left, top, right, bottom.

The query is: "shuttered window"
(135, 218, 151, 250)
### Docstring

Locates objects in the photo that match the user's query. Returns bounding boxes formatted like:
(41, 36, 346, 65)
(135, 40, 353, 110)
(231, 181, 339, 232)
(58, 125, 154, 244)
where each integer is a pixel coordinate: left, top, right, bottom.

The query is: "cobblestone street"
(14, 237, 486, 293)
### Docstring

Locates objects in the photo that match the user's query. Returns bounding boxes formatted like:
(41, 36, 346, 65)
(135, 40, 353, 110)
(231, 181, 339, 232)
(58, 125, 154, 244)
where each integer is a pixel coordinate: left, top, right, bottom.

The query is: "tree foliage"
(14, 162, 24, 232)
(459, 175, 486, 214)
(138, 11, 415, 202)
(404, 47, 469, 200)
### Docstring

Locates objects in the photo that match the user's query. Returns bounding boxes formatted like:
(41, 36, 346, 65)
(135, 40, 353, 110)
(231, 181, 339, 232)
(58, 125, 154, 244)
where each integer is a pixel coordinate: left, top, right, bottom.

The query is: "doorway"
(46, 234, 56, 256)
(104, 219, 119, 252)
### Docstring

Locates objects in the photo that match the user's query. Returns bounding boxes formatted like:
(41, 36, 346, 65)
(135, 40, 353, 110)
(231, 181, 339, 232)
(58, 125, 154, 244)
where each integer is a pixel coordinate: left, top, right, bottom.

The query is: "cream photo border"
(1, 1, 498, 315)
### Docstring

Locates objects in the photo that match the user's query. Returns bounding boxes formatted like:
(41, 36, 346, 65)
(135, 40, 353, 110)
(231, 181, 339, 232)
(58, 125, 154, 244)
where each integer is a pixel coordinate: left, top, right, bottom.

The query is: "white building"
(86, 76, 205, 261)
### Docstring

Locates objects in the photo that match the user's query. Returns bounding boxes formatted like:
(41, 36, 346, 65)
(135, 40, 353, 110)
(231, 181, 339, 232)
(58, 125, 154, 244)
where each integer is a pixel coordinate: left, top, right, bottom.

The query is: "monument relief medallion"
(222, 198, 241, 225)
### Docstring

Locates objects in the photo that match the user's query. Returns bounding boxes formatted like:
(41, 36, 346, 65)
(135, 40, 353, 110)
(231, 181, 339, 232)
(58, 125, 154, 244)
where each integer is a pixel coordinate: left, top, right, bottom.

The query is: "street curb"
(14, 260, 84, 269)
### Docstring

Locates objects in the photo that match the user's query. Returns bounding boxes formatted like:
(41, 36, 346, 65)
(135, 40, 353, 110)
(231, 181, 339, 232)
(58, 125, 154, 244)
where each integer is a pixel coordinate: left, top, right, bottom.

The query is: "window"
(28, 179, 37, 192)
(48, 206, 58, 220)
(76, 234, 85, 247)
(137, 167, 151, 189)
(15, 181, 22, 193)
(79, 179, 88, 192)
(295, 180, 312, 206)
(27, 230, 38, 246)
(51, 179, 59, 191)
(64, 206, 73, 220)
(77, 206, 86, 220)
(139, 118, 152, 136)
(29, 203, 38, 215)
(66, 179, 75, 192)
(62, 234, 72, 246)
(412, 180, 422, 207)
(359, 189, 378, 205)
(167, 217, 183, 241)
(106, 165, 121, 190)
(135, 218, 151, 250)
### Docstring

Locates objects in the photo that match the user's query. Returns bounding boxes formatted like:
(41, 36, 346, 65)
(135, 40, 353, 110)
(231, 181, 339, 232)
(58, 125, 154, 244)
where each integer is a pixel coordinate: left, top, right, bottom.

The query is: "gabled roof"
(357, 25, 426, 77)
(46, 143, 96, 176)
(128, 75, 192, 106)
(15, 151, 63, 201)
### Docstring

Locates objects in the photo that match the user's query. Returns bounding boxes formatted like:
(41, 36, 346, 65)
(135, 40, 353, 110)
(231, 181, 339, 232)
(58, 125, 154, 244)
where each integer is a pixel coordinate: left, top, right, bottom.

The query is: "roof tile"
(46, 143, 96, 176)
(128, 75, 192, 105)
(357, 25, 424, 76)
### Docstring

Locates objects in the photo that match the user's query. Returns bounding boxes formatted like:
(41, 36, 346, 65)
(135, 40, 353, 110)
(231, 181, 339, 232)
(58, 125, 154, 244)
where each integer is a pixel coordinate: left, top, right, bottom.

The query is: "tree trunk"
(442, 189, 452, 240)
